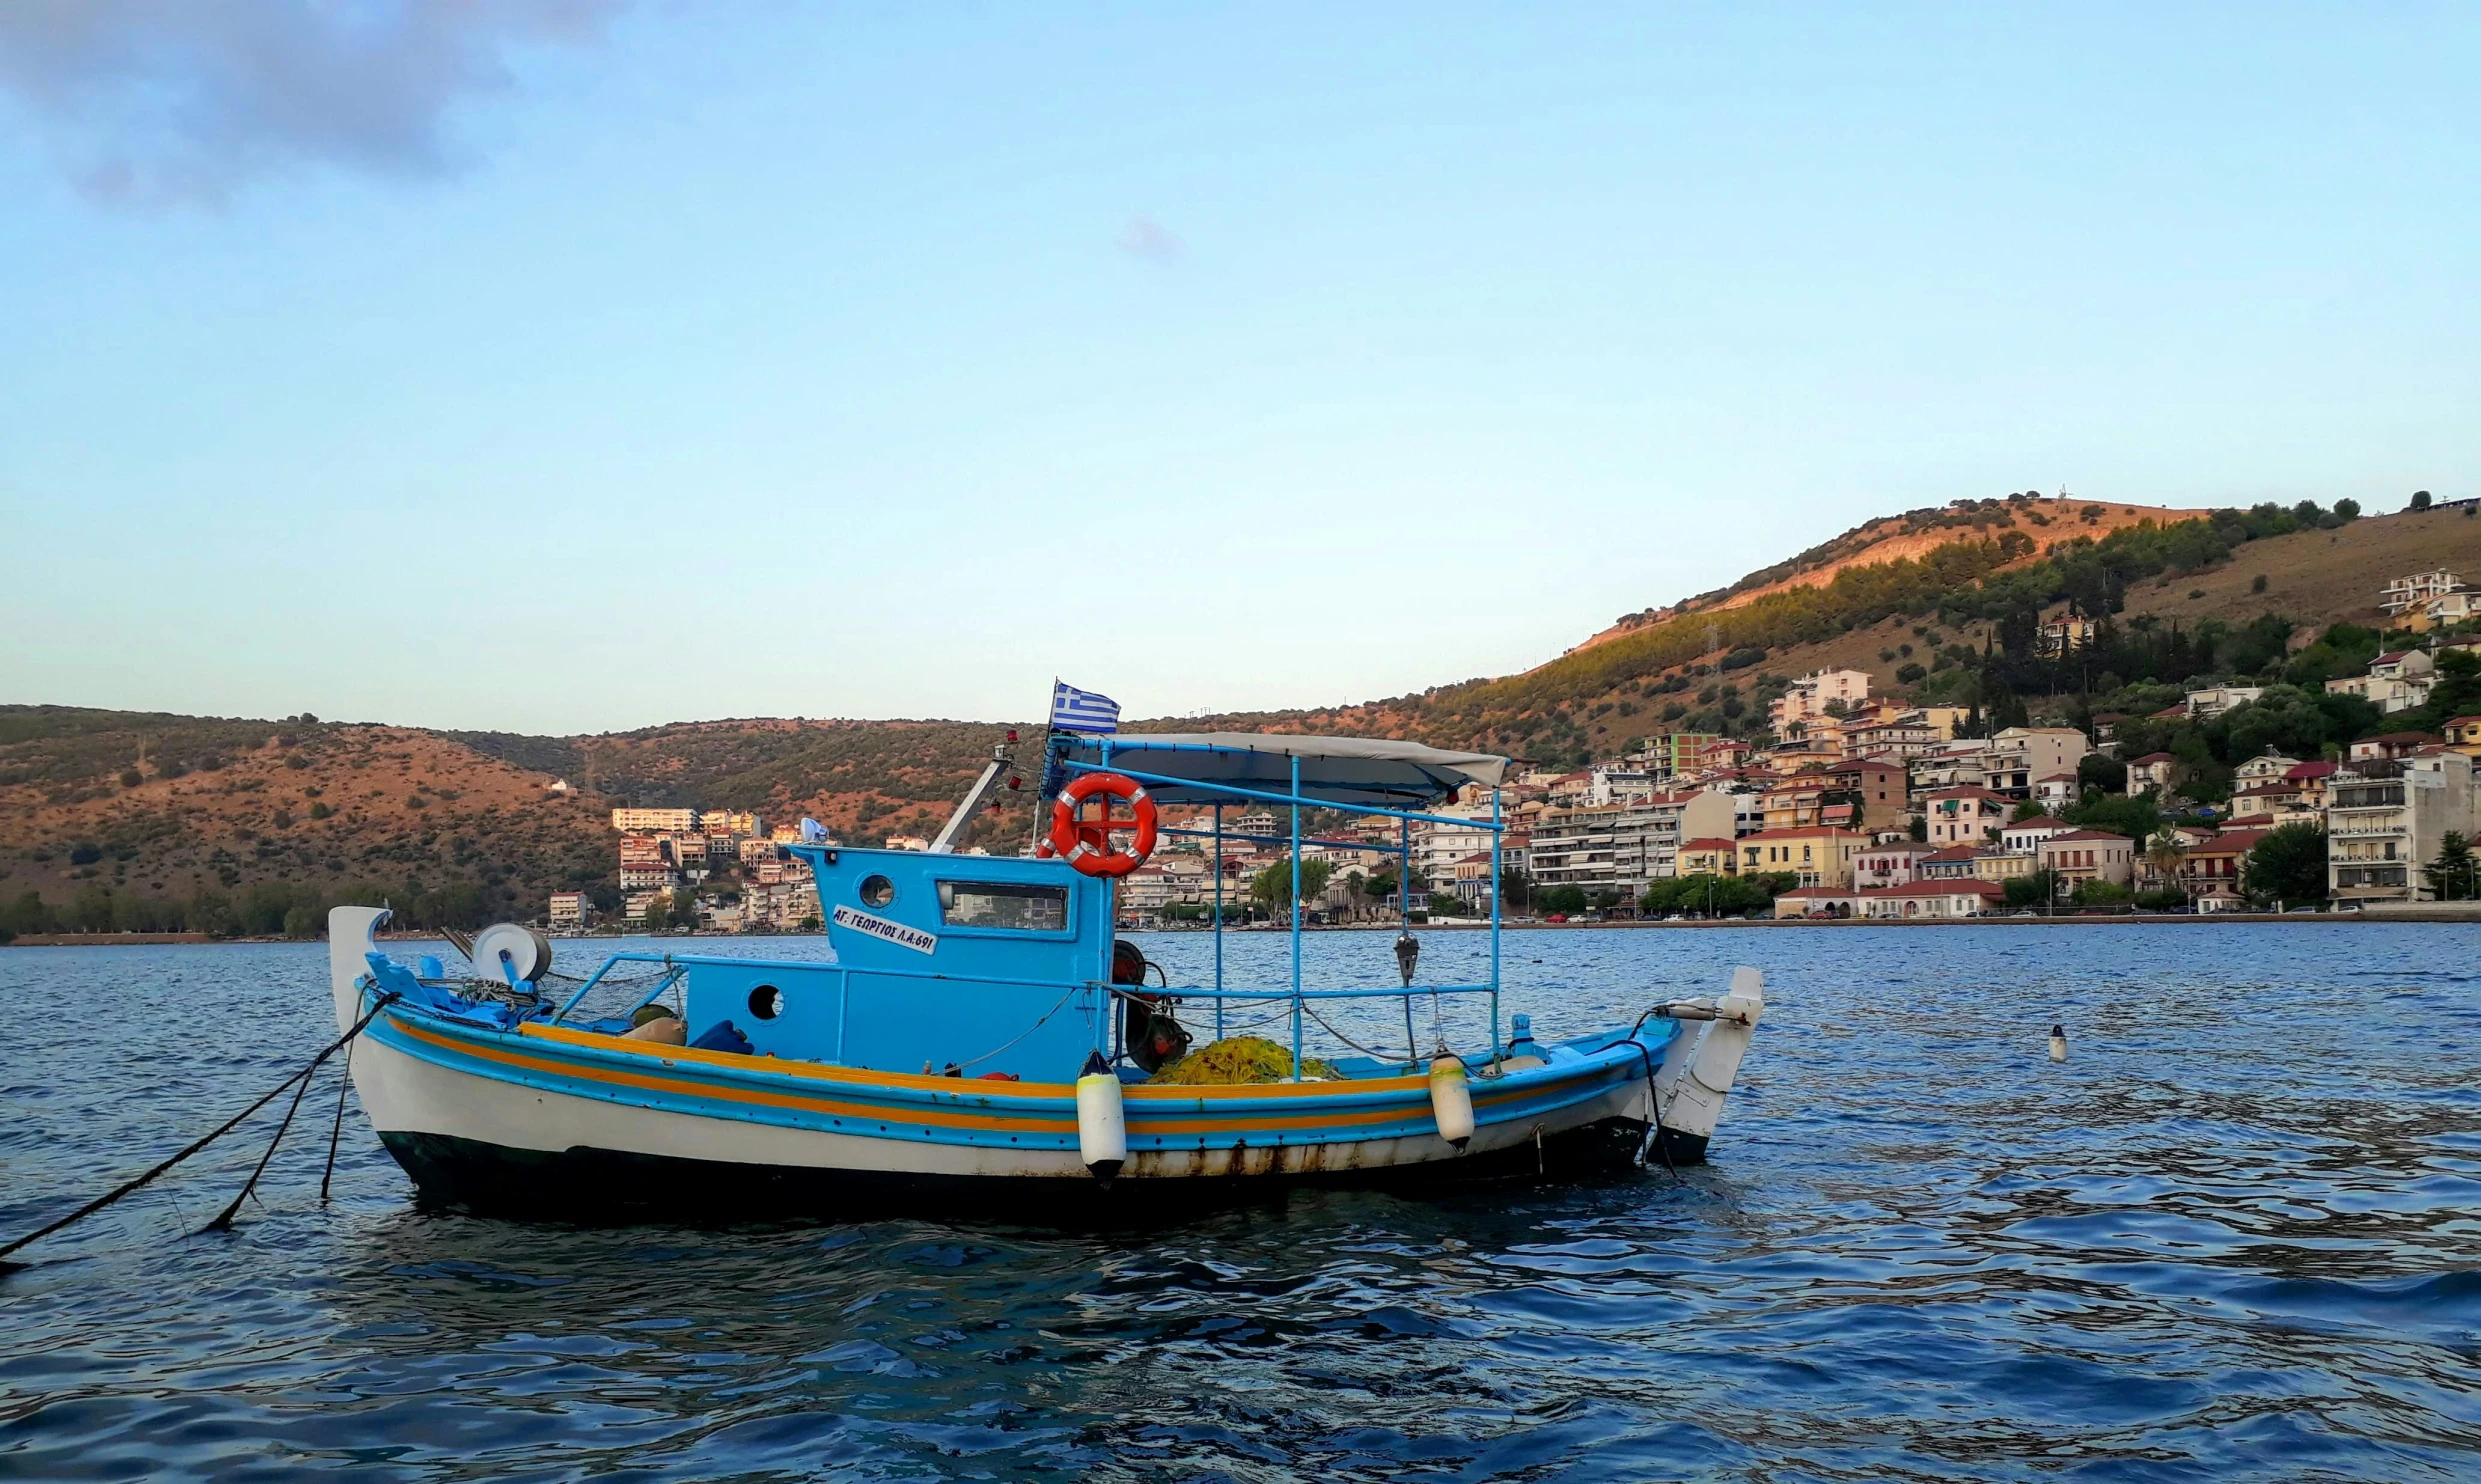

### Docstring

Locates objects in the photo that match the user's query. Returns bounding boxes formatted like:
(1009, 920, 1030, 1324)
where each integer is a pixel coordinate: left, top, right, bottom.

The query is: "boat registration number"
(831, 905, 938, 954)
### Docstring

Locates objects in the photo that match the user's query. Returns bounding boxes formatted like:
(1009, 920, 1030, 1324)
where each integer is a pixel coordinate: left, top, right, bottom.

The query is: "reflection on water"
(5, 926, 2481, 1480)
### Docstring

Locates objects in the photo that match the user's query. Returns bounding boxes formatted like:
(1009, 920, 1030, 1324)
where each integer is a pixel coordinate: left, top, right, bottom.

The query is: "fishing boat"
(326, 729, 1765, 1217)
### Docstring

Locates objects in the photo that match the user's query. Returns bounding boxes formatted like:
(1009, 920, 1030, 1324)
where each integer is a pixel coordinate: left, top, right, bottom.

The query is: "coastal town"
(561, 564, 2481, 932)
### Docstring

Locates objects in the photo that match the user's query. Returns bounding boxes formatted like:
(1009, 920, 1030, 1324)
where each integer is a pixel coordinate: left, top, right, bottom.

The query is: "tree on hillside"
(2243, 823, 2328, 906)
(2067, 789, 2162, 843)
(2411, 490, 2434, 511)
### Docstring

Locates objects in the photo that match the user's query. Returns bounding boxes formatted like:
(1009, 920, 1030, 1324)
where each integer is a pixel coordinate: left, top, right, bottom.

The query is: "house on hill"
(2037, 829, 2134, 887)
(2348, 733, 2442, 764)
(1921, 786, 2010, 845)
(2125, 753, 2179, 793)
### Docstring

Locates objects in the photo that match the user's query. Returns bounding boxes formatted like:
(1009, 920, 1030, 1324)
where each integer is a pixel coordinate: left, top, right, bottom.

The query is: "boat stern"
(328, 904, 392, 1035)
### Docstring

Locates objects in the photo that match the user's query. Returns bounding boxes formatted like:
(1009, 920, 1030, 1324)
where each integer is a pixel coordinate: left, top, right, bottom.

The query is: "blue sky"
(1, 3, 2473, 734)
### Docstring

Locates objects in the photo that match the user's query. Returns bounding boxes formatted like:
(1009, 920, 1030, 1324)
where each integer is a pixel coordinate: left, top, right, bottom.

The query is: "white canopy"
(1055, 732, 1510, 809)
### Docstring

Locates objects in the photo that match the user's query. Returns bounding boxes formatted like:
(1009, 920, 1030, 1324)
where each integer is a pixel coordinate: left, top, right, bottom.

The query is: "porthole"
(748, 984, 783, 1020)
(859, 874, 896, 908)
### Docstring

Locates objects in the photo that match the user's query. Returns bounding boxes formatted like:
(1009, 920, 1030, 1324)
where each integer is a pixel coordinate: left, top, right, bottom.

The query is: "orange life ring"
(1048, 772, 1158, 877)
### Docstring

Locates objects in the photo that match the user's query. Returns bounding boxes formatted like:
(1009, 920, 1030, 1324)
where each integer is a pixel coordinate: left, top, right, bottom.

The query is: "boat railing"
(1063, 738, 1509, 1072)
(549, 950, 1492, 1073)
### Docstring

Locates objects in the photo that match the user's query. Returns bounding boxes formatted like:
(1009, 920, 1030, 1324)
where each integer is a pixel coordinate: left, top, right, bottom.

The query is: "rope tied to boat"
(0, 991, 401, 1272)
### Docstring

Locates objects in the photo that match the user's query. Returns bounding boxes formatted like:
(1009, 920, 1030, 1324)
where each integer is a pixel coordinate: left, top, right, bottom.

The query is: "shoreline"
(12, 908, 2481, 947)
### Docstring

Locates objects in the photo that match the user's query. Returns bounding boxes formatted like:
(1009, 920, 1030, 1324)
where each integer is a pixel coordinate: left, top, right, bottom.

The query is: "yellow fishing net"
(1146, 1035, 1337, 1086)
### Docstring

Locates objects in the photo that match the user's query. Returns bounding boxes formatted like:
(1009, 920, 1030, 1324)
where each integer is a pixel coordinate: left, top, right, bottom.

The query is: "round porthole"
(859, 874, 895, 908)
(748, 984, 783, 1020)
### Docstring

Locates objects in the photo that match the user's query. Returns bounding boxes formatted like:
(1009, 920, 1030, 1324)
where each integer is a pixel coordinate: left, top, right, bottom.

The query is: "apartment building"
(2327, 751, 2481, 903)
(1769, 669, 1872, 736)
(1736, 826, 1866, 888)
(1528, 791, 1737, 901)
(548, 892, 592, 931)
(611, 807, 700, 833)
(2380, 570, 2463, 617)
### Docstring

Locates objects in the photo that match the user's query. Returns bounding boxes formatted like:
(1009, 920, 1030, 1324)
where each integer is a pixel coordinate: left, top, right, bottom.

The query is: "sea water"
(3, 925, 2479, 1481)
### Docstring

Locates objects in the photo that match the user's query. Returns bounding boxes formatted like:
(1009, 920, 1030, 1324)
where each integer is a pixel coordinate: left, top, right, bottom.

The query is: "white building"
(2184, 686, 2264, 720)
(2328, 750, 2481, 904)
(548, 892, 592, 931)
(2381, 570, 2464, 617)
(611, 807, 700, 833)
(2328, 650, 2436, 714)
(1770, 669, 1873, 738)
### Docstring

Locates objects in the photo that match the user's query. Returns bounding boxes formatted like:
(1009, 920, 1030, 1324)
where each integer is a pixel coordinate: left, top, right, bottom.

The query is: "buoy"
(1075, 1050, 1127, 1186)
(1429, 1056, 1474, 1151)
(2048, 1023, 2068, 1062)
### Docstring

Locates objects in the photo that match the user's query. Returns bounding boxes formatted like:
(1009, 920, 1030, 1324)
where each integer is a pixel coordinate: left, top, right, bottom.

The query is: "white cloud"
(0, 0, 624, 208)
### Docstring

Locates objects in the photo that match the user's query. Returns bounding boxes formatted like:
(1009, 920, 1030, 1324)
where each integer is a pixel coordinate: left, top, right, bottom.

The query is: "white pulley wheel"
(471, 922, 552, 984)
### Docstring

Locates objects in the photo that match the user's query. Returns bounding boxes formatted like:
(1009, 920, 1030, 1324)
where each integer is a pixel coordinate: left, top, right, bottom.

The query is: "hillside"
(1569, 493, 2204, 656)
(7, 493, 2467, 935)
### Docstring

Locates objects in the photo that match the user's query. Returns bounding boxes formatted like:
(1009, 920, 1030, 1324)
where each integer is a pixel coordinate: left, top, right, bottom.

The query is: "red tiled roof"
(2231, 781, 2300, 798)
(2284, 761, 2338, 780)
(2006, 815, 2071, 830)
(1680, 837, 1737, 851)
(2151, 705, 2187, 719)
(2375, 651, 2412, 664)
(2360, 732, 2443, 745)
(2129, 752, 2178, 765)
(2036, 771, 2079, 782)
(2188, 830, 2269, 855)
(1920, 845, 1982, 862)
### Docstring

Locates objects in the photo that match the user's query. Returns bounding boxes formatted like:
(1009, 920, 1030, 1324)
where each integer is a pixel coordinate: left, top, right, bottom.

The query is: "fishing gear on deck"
(0, 992, 401, 1273)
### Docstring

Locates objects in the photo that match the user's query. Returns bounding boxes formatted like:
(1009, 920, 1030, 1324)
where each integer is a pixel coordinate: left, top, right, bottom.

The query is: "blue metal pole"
(1400, 816, 1412, 926)
(1490, 786, 1504, 1067)
(1213, 802, 1225, 1039)
(1290, 754, 1303, 1082)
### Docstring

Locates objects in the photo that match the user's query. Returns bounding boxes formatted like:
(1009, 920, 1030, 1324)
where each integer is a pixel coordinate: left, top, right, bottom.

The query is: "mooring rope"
(0, 991, 401, 1270)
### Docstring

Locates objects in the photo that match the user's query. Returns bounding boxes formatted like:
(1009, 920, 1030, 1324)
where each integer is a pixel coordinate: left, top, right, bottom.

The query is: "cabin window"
(858, 874, 896, 908)
(936, 881, 1069, 931)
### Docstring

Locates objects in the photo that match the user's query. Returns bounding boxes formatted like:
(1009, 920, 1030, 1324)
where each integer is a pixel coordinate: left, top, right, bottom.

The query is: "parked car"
(1546, 913, 1568, 923)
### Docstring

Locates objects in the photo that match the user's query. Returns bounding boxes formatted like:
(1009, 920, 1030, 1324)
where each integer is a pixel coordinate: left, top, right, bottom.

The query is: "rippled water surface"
(7, 925, 2481, 1481)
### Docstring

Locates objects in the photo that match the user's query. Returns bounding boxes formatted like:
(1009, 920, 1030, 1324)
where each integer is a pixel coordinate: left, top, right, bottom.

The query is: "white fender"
(329, 905, 392, 1036)
(1428, 1056, 1475, 1150)
(1651, 965, 1765, 1148)
(1075, 1068, 1127, 1183)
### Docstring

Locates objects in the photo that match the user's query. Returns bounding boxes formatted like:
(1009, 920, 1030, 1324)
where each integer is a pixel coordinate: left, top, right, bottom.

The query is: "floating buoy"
(2048, 1023, 2068, 1063)
(1429, 1056, 1474, 1151)
(1075, 1051, 1127, 1186)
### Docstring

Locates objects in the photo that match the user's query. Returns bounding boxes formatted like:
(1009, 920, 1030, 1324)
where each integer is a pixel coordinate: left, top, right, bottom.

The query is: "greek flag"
(1049, 680, 1120, 734)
